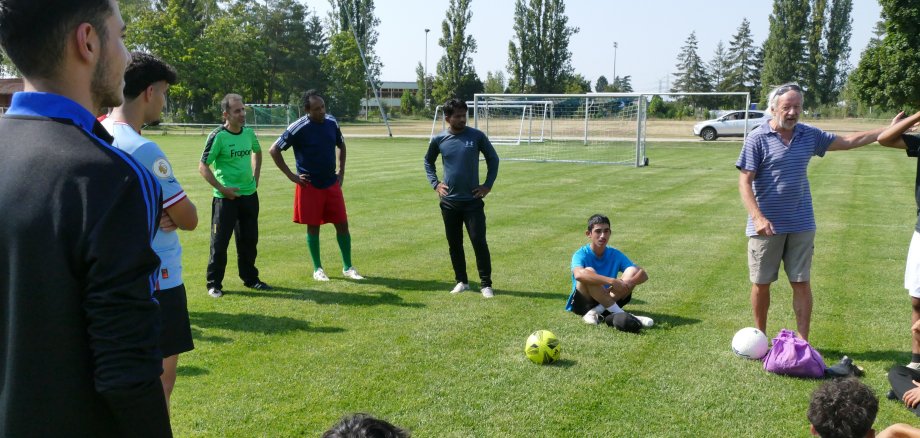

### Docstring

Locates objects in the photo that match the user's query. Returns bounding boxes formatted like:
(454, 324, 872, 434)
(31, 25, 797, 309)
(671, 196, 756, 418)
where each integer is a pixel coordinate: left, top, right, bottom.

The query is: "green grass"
(157, 134, 919, 436)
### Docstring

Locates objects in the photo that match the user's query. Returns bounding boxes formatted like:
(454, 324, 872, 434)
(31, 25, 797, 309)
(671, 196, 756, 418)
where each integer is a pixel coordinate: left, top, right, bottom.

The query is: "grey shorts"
(747, 231, 815, 284)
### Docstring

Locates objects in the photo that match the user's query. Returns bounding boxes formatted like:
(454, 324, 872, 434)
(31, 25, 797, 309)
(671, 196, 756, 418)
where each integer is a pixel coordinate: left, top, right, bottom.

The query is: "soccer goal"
(431, 100, 553, 146)
(246, 104, 299, 129)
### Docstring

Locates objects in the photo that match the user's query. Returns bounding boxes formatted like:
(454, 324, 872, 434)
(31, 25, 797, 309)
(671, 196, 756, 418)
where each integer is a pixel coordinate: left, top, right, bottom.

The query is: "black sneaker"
(888, 389, 899, 400)
(246, 281, 272, 291)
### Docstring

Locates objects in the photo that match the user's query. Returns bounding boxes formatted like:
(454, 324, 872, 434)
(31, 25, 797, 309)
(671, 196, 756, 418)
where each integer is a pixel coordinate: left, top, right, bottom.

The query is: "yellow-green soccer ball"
(525, 330, 561, 364)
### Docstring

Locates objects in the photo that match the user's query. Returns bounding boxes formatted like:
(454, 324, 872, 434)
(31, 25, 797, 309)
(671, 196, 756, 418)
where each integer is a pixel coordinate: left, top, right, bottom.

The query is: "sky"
(309, 0, 883, 92)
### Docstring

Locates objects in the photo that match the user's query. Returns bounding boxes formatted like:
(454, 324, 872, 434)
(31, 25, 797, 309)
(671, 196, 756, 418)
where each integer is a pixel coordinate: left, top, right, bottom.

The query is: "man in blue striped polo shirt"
(737, 82, 897, 342)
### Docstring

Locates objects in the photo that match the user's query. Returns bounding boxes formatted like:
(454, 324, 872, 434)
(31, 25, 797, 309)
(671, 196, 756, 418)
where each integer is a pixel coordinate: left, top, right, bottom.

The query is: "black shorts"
(569, 288, 632, 316)
(154, 284, 194, 357)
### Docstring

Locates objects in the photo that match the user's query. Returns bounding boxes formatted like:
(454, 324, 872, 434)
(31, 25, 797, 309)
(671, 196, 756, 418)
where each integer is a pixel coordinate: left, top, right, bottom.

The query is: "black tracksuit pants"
(207, 193, 260, 289)
(440, 198, 492, 288)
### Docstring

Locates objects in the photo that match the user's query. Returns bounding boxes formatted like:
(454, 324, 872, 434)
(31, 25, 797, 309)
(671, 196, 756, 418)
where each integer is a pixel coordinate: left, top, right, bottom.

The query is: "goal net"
(246, 104, 299, 129)
(432, 100, 552, 146)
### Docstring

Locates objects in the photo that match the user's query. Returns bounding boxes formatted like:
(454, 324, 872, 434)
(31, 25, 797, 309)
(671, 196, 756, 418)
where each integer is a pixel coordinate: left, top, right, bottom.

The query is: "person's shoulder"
(572, 244, 590, 256)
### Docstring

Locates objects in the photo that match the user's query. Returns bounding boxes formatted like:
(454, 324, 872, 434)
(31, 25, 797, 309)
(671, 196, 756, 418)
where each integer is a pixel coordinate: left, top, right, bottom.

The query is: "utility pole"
(613, 41, 618, 88)
(424, 28, 430, 109)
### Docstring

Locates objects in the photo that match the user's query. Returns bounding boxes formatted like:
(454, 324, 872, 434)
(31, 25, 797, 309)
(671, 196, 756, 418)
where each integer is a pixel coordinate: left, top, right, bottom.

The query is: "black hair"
(442, 98, 467, 118)
(586, 214, 611, 232)
(321, 413, 410, 438)
(301, 89, 322, 111)
(123, 52, 177, 99)
(807, 378, 878, 438)
(0, 0, 113, 79)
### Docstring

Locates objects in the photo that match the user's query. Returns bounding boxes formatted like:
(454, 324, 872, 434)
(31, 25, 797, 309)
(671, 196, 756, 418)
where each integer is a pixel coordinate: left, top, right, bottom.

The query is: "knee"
(911, 297, 920, 314)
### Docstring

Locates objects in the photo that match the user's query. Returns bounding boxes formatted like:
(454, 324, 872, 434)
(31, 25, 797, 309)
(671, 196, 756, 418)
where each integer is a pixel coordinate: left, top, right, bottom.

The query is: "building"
(0, 78, 23, 110)
(360, 81, 418, 113)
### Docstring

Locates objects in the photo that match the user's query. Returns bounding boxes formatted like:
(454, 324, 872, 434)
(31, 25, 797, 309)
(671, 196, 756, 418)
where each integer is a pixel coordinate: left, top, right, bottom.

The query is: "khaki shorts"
(748, 231, 815, 284)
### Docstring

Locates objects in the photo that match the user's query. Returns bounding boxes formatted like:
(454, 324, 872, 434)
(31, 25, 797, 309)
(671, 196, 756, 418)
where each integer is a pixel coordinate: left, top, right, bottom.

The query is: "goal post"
(470, 92, 751, 166)
(245, 104, 299, 129)
(431, 100, 553, 146)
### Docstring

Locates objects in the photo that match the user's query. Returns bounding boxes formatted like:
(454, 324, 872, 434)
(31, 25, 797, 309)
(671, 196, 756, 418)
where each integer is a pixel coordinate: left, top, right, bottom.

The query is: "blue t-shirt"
(104, 120, 186, 290)
(566, 244, 635, 311)
(735, 122, 836, 236)
(275, 114, 344, 189)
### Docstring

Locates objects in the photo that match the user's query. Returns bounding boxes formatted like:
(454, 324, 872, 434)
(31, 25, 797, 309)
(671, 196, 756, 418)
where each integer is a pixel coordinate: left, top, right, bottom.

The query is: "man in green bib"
(199, 93, 271, 297)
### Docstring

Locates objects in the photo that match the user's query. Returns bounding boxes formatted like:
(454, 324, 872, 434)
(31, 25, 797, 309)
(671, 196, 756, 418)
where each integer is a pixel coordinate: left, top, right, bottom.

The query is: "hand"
(754, 216, 775, 236)
(607, 279, 630, 298)
(337, 171, 344, 187)
(287, 173, 309, 186)
(892, 111, 907, 126)
(219, 186, 240, 200)
(159, 213, 178, 232)
(472, 185, 491, 199)
(435, 182, 449, 197)
(904, 381, 920, 408)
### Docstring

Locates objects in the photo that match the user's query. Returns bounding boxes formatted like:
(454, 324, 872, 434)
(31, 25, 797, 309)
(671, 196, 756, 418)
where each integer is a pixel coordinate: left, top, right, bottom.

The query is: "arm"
(337, 137, 346, 186)
(84, 180, 172, 436)
(739, 170, 774, 236)
(828, 112, 907, 150)
(572, 266, 635, 297)
(878, 423, 920, 438)
(621, 266, 648, 293)
(164, 197, 197, 231)
(473, 134, 500, 198)
(269, 141, 308, 186)
(424, 140, 448, 196)
(252, 150, 262, 187)
(879, 111, 919, 149)
(198, 161, 239, 199)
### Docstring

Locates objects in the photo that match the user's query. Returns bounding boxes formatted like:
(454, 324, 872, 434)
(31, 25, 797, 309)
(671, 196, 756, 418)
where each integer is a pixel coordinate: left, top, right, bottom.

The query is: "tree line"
(1, 0, 916, 121)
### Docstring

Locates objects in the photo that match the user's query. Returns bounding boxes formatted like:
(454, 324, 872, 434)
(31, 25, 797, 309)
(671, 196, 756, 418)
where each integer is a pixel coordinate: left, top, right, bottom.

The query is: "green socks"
(336, 233, 352, 270)
(307, 233, 321, 270)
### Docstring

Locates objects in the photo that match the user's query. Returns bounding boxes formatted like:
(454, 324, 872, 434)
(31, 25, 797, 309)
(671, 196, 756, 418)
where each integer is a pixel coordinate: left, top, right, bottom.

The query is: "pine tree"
(708, 41, 731, 91)
(760, 0, 810, 103)
(818, 0, 852, 106)
(672, 31, 712, 107)
(725, 18, 758, 98)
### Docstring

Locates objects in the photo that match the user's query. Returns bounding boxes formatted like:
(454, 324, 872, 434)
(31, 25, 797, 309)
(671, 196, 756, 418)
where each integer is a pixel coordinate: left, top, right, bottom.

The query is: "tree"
(431, 0, 481, 103)
(506, 0, 579, 93)
(595, 75, 608, 92)
(609, 75, 633, 92)
(725, 18, 758, 97)
(329, 0, 381, 83)
(760, 0, 810, 103)
(850, 0, 920, 111)
(817, 0, 852, 106)
(399, 89, 418, 115)
(802, 0, 826, 107)
(708, 41, 731, 91)
(672, 32, 711, 107)
(563, 73, 590, 94)
(322, 32, 365, 120)
(484, 70, 506, 94)
(415, 62, 434, 109)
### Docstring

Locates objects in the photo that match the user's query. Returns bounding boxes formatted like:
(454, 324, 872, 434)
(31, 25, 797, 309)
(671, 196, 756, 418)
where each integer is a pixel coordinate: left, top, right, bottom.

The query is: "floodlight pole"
(613, 42, 618, 86)
(425, 28, 430, 110)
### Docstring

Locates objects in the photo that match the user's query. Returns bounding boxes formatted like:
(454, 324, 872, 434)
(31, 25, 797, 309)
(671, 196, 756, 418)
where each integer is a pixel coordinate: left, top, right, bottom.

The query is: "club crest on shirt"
(153, 158, 172, 178)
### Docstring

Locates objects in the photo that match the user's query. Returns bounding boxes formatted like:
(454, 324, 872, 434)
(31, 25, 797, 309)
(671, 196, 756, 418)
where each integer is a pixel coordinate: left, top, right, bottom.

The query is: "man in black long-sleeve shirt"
(424, 98, 500, 298)
(0, 0, 172, 436)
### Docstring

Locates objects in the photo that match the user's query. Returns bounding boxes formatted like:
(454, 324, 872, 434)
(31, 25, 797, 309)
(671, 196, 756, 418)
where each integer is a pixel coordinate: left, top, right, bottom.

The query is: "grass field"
(157, 133, 919, 437)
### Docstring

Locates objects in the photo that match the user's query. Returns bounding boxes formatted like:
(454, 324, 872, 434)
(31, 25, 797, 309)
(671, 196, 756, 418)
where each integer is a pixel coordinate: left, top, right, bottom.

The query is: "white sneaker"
(634, 315, 654, 328)
(313, 268, 330, 281)
(342, 267, 364, 280)
(481, 287, 494, 298)
(908, 362, 920, 370)
(582, 309, 601, 325)
(450, 282, 469, 294)
(207, 288, 223, 298)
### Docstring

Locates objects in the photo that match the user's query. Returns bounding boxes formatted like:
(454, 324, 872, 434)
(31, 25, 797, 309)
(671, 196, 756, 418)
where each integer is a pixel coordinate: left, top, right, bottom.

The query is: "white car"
(693, 110, 771, 141)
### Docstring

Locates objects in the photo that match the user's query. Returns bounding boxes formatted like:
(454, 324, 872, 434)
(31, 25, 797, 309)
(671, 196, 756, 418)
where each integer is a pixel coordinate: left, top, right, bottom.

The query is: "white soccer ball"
(731, 327, 769, 360)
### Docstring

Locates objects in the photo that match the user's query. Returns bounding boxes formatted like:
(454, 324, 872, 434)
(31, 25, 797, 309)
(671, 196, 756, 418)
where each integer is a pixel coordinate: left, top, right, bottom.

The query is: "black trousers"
(207, 193, 260, 289)
(889, 365, 920, 417)
(440, 198, 491, 287)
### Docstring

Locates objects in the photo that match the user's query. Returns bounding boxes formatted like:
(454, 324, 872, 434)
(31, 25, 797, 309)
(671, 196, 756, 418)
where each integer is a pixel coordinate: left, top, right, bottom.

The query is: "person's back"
(0, 105, 164, 434)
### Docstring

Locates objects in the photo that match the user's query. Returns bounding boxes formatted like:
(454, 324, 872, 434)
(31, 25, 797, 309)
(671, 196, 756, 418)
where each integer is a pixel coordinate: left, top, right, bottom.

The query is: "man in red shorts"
(269, 89, 363, 281)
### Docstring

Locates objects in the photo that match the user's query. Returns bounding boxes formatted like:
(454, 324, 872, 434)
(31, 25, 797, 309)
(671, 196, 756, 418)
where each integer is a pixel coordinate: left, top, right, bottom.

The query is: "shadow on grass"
(548, 358, 577, 368)
(820, 348, 910, 365)
(190, 326, 232, 344)
(189, 311, 345, 334)
(628, 310, 702, 330)
(232, 287, 425, 308)
(176, 365, 209, 377)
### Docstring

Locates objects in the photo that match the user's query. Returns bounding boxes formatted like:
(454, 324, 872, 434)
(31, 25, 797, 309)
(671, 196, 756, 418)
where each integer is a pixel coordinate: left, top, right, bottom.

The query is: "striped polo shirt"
(736, 122, 836, 236)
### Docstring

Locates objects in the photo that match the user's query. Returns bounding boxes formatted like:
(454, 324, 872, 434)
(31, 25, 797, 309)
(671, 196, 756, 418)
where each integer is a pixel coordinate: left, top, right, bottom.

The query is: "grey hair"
(766, 83, 803, 116)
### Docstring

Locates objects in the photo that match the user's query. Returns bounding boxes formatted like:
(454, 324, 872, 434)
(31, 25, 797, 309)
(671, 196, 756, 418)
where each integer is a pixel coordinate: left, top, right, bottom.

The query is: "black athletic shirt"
(0, 92, 172, 437)
(905, 134, 920, 232)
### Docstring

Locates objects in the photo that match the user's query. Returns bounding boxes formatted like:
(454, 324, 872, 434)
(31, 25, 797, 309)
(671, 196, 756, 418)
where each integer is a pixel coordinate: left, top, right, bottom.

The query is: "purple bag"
(762, 329, 826, 378)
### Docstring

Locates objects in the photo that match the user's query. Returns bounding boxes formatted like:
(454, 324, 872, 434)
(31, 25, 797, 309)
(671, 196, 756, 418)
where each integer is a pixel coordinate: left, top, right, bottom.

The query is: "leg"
(333, 221, 352, 270)
(440, 200, 468, 284)
(207, 197, 238, 290)
(889, 365, 920, 416)
(791, 281, 813, 341)
(235, 193, 260, 285)
(751, 283, 771, 335)
(905, 231, 920, 362)
(912, 297, 920, 356)
(307, 225, 322, 269)
(161, 354, 179, 411)
(463, 199, 491, 288)
(575, 268, 617, 308)
(748, 234, 784, 336)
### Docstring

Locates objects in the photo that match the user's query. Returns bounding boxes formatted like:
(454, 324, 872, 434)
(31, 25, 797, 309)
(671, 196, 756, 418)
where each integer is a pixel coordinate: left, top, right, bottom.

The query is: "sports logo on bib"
(153, 158, 173, 178)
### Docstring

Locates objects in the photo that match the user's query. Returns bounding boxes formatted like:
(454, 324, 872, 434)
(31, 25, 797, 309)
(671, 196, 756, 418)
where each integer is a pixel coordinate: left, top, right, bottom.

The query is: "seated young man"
(567, 214, 652, 330)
